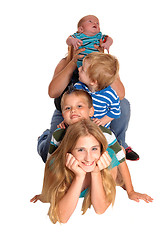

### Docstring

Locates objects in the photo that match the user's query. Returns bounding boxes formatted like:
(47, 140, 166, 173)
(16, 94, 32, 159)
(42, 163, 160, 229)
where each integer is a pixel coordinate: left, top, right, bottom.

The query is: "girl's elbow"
(95, 209, 106, 215)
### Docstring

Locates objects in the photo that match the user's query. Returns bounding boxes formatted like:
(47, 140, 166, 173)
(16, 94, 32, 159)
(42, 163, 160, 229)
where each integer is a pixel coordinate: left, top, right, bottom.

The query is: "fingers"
(66, 153, 78, 170)
(97, 151, 111, 171)
(92, 118, 102, 126)
(139, 194, 154, 203)
(129, 191, 153, 203)
(30, 195, 40, 203)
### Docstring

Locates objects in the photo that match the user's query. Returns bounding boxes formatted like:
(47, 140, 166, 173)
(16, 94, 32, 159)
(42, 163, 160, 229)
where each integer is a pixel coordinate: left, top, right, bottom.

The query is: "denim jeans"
(37, 98, 130, 162)
(110, 98, 130, 149)
(37, 109, 63, 162)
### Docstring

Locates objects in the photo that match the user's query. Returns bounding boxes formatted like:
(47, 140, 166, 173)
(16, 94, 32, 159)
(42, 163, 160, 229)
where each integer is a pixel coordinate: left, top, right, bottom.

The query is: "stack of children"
(31, 15, 153, 224)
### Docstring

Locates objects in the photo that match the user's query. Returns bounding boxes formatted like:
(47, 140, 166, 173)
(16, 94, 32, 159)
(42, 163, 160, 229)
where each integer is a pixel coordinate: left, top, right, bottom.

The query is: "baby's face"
(79, 15, 100, 36)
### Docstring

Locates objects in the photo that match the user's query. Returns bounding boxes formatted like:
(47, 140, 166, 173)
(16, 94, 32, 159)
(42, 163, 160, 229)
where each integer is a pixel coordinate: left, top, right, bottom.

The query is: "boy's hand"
(57, 120, 67, 129)
(92, 118, 103, 126)
(128, 191, 153, 203)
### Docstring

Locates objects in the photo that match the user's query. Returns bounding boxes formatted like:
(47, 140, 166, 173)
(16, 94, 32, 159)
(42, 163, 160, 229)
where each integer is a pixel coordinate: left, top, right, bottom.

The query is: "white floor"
(1, 1, 168, 239)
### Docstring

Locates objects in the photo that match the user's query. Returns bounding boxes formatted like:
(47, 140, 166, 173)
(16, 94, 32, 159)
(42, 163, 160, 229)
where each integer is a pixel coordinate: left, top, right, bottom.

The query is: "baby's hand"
(71, 38, 83, 50)
(128, 191, 153, 203)
(101, 42, 111, 53)
(101, 37, 113, 53)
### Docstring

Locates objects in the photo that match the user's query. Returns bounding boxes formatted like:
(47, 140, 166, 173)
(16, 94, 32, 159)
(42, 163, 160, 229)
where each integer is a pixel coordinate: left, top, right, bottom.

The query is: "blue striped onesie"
(71, 31, 107, 68)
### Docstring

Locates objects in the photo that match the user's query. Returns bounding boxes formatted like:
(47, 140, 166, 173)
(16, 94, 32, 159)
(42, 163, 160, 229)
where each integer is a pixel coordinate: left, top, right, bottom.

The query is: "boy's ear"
(90, 79, 98, 86)
(78, 26, 84, 33)
(89, 106, 94, 117)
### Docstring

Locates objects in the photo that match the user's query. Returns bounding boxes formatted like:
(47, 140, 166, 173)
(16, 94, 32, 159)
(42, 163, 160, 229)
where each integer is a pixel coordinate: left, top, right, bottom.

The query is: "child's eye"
(64, 106, 71, 111)
(78, 148, 84, 152)
(92, 147, 99, 151)
(77, 105, 82, 108)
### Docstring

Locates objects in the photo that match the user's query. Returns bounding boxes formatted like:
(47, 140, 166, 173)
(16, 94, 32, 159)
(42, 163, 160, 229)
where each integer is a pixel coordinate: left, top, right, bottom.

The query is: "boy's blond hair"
(61, 88, 93, 110)
(84, 52, 119, 91)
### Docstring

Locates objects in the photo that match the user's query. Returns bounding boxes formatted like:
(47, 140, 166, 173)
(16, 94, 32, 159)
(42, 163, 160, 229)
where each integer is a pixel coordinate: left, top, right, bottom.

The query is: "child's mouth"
(82, 161, 94, 166)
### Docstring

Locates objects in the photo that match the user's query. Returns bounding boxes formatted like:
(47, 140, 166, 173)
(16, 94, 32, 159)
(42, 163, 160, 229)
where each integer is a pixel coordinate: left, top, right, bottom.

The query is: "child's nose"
(84, 151, 91, 162)
(71, 106, 76, 112)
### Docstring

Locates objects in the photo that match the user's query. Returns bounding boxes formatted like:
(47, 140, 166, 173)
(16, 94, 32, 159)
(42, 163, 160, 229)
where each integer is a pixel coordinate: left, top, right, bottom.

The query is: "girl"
(31, 119, 116, 224)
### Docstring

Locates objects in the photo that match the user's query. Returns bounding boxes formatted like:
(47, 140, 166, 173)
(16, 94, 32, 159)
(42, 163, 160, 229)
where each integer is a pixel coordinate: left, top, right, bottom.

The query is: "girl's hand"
(128, 191, 153, 203)
(93, 151, 111, 173)
(66, 153, 86, 178)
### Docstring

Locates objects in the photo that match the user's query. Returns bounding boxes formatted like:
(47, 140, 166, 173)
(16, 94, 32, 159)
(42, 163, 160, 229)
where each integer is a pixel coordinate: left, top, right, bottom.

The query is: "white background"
(1, 0, 168, 239)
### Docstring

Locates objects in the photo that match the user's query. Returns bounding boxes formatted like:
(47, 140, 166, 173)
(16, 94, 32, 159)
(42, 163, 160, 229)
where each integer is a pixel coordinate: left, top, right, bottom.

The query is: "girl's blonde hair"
(84, 52, 119, 91)
(40, 119, 116, 224)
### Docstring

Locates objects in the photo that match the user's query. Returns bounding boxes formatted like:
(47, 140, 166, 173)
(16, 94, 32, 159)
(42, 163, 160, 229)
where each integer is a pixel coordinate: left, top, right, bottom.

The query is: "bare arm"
(90, 152, 112, 214)
(118, 161, 153, 203)
(58, 176, 84, 223)
(118, 161, 134, 194)
(91, 171, 110, 214)
(111, 75, 125, 100)
(58, 153, 86, 223)
(48, 48, 85, 98)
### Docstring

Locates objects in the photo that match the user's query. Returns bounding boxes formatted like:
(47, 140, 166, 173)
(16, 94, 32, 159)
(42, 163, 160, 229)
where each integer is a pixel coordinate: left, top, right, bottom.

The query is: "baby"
(66, 15, 113, 68)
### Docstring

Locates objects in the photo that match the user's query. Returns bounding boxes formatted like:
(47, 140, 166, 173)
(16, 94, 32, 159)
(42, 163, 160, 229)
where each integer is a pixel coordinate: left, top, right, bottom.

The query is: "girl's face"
(71, 134, 101, 172)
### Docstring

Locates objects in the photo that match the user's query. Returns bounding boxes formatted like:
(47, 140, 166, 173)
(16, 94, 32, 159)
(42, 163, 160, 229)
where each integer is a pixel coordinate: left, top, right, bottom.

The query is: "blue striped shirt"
(74, 82, 121, 128)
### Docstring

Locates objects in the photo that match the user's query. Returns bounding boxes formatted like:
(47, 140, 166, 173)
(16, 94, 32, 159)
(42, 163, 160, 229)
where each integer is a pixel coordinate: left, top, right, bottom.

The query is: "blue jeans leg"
(110, 98, 130, 149)
(37, 109, 63, 163)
